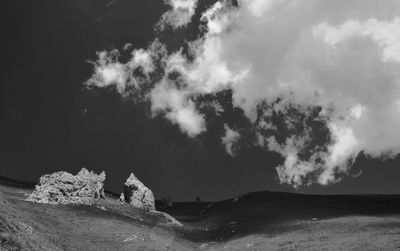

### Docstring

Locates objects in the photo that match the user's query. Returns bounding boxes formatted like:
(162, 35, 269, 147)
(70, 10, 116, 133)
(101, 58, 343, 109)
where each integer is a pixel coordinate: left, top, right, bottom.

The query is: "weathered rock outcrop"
(26, 168, 106, 205)
(120, 173, 155, 210)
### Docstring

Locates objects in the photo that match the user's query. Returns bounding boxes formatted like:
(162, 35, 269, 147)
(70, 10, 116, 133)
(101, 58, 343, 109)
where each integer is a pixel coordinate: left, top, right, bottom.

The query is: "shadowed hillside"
(163, 192, 400, 242)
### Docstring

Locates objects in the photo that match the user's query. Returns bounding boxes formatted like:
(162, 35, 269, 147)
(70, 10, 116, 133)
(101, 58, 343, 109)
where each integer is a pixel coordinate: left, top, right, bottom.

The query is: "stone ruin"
(26, 168, 105, 205)
(119, 173, 155, 211)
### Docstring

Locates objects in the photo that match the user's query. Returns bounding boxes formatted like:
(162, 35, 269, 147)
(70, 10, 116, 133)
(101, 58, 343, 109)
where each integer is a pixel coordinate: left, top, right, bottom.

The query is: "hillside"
(1, 178, 400, 250)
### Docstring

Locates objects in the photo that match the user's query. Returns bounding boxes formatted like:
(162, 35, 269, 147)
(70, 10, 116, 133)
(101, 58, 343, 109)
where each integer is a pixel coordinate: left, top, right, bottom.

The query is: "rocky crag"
(26, 168, 106, 205)
(119, 173, 155, 211)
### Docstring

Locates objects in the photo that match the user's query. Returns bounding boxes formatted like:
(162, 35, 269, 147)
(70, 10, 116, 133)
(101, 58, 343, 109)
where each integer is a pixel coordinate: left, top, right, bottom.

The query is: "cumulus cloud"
(86, 50, 128, 94)
(150, 79, 206, 136)
(86, 0, 400, 187)
(158, 0, 198, 30)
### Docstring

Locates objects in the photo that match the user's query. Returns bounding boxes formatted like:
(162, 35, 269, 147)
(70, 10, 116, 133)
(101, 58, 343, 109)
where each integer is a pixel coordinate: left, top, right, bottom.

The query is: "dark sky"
(1, 0, 400, 201)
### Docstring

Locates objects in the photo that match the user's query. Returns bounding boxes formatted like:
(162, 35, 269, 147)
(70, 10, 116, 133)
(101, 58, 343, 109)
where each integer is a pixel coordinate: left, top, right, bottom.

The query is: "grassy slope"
(0, 189, 59, 250)
(0, 182, 194, 250)
(1, 178, 400, 250)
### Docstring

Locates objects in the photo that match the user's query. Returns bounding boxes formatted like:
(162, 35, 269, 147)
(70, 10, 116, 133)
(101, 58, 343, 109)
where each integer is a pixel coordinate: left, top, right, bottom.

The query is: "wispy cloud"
(222, 124, 240, 156)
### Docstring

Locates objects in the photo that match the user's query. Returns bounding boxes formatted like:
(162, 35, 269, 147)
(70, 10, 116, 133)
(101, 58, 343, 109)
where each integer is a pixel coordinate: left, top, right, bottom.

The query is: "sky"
(1, 0, 400, 201)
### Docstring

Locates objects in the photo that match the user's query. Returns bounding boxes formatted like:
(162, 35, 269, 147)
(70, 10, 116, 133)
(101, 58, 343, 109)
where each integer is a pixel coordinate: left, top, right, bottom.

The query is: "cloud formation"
(158, 0, 199, 30)
(86, 0, 400, 187)
(222, 124, 240, 156)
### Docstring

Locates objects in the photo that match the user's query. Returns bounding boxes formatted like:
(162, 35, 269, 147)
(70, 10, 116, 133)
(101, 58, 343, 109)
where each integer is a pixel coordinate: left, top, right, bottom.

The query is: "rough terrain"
(1, 176, 400, 250)
(119, 173, 155, 211)
(26, 168, 106, 205)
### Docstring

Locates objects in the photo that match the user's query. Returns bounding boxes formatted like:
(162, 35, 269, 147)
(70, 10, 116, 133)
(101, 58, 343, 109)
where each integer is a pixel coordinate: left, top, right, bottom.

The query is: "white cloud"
(319, 124, 359, 185)
(276, 152, 316, 188)
(313, 17, 400, 63)
(221, 124, 240, 156)
(158, 0, 198, 30)
(240, 0, 296, 18)
(200, 1, 236, 35)
(86, 0, 400, 187)
(128, 49, 154, 78)
(150, 80, 205, 137)
(86, 40, 165, 95)
(87, 50, 128, 94)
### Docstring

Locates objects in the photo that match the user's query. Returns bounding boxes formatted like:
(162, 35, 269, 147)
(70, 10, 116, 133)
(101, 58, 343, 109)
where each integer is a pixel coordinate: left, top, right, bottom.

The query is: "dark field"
(1, 177, 400, 250)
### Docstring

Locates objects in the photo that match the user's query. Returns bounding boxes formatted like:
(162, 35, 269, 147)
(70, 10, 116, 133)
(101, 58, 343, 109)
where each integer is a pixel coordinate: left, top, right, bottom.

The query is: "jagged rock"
(26, 168, 106, 205)
(120, 173, 155, 210)
(119, 192, 125, 202)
